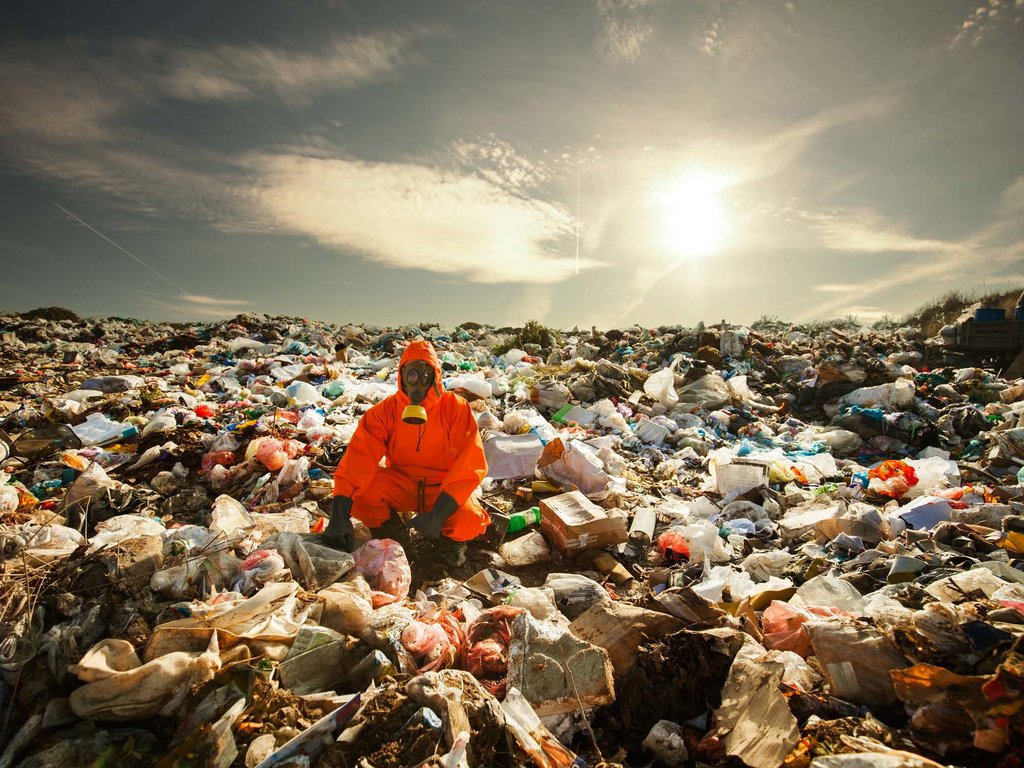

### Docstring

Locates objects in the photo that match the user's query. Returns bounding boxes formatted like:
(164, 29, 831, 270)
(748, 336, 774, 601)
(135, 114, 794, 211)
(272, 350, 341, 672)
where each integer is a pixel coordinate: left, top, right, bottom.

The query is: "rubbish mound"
(2, 310, 1024, 767)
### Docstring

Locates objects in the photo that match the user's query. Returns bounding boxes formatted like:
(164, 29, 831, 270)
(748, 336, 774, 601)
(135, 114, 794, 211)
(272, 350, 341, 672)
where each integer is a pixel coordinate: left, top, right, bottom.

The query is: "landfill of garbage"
(2, 308, 1024, 768)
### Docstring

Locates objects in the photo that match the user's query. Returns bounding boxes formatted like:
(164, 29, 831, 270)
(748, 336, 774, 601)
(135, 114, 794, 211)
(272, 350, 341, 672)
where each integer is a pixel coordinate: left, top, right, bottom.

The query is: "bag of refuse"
(543, 573, 611, 620)
(837, 378, 915, 412)
(678, 374, 730, 409)
(463, 605, 524, 697)
(69, 635, 221, 721)
(537, 437, 612, 497)
(352, 538, 412, 607)
(252, 437, 303, 471)
(268, 531, 354, 591)
(643, 364, 679, 409)
(761, 600, 850, 658)
(318, 573, 374, 636)
(868, 460, 919, 499)
(209, 494, 254, 538)
(233, 549, 288, 595)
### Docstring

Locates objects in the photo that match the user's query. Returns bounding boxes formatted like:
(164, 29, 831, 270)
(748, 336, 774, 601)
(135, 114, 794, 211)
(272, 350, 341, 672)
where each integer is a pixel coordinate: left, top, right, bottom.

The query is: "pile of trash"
(2, 310, 1024, 768)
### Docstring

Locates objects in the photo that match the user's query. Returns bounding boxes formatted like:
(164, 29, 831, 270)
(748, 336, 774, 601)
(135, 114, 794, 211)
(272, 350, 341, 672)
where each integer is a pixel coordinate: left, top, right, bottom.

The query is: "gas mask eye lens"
(402, 365, 434, 385)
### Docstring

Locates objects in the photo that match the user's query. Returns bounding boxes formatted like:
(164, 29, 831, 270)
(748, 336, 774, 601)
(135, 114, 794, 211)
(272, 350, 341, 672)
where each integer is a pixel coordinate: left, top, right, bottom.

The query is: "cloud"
(138, 291, 252, 320)
(803, 208, 962, 253)
(949, 0, 1023, 48)
(813, 283, 859, 293)
(450, 136, 551, 196)
(247, 154, 602, 284)
(0, 31, 423, 217)
(796, 177, 1024, 321)
(594, 0, 661, 62)
(700, 20, 722, 56)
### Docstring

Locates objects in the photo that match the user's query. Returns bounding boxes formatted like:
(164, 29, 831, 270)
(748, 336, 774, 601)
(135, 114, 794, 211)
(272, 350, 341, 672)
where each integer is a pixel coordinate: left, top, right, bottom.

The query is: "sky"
(1, 0, 1022, 330)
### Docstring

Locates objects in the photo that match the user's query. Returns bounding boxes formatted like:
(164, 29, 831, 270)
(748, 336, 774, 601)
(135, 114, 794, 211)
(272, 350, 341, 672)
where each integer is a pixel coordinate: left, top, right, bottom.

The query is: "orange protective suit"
(332, 340, 490, 542)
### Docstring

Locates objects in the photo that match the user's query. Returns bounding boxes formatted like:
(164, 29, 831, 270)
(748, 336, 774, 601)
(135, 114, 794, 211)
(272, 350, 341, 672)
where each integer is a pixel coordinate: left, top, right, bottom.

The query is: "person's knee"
(442, 502, 490, 542)
(350, 498, 391, 528)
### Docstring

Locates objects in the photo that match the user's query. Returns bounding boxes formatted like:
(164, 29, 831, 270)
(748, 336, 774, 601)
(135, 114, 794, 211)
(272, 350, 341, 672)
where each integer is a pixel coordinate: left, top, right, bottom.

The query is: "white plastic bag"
(644, 366, 679, 409)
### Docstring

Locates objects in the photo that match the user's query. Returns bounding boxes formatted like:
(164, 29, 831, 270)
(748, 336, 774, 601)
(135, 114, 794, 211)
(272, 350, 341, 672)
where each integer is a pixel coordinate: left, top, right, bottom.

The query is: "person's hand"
(409, 510, 444, 539)
(409, 492, 458, 540)
(323, 496, 355, 551)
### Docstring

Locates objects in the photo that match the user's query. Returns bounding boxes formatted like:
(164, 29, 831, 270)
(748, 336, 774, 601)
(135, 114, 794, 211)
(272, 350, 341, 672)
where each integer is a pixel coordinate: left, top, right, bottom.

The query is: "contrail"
(54, 203, 187, 294)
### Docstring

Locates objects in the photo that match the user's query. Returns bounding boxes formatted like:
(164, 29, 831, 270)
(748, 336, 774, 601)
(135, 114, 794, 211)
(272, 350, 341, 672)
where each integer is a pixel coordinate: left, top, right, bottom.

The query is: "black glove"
(323, 495, 355, 551)
(409, 492, 458, 540)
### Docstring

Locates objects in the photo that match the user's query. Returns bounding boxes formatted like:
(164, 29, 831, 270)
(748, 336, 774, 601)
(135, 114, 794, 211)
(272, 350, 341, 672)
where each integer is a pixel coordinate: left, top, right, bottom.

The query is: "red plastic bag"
(255, 437, 303, 471)
(761, 600, 850, 658)
(657, 530, 691, 562)
(352, 539, 411, 608)
(201, 450, 237, 473)
(463, 605, 523, 697)
(400, 608, 466, 673)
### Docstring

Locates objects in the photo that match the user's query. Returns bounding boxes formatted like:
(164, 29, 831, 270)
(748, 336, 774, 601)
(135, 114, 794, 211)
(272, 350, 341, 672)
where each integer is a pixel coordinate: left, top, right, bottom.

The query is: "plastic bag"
(657, 529, 691, 562)
(464, 605, 524, 697)
(761, 600, 849, 658)
(87, 515, 165, 552)
(285, 381, 322, 405)
(317, 573, 374, 636)
(741, 550, 794, 581)
(352, 539, 412, 607)
(233, 549, 288, 595)
(543, 573, 611, 620)
(644, 365, 679, 409)
(868, 460, 918, 499)
(678, 374, 730, 409)
(537, 438, 611, 497)
(210, 495, 254, 538)
(69, 635, 221, 721)
(252, 437, 303, 471)
(837, 378, 915, 411)
(795, 575, 867, 613)
(269, 531, 354, 591)
(682, 520, 732, 572)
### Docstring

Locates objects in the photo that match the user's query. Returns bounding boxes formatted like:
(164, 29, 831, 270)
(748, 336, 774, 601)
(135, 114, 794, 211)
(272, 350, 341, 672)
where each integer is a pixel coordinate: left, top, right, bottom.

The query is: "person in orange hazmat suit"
(323, 339, 490, 553)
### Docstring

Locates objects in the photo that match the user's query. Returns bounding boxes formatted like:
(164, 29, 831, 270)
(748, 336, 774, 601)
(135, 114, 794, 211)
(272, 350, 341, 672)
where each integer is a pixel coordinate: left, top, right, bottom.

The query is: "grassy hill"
(896, 287, 1022, 337)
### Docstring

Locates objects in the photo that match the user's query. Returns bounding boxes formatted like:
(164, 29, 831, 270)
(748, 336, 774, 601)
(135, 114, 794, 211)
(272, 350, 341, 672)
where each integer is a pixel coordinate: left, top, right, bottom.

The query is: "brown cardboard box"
(539, 490, 627, 554)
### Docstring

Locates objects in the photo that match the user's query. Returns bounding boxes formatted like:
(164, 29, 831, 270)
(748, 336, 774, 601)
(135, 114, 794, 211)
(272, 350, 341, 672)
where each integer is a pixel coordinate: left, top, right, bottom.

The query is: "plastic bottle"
(508, 506, 541, 533)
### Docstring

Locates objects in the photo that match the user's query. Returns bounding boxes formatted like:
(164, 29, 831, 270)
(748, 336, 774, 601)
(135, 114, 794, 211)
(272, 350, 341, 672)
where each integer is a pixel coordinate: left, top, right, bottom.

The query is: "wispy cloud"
(0, 33, 419, 146)
(594, 0, 661, 63)
(796, 177, 1024, 321)
(949, 0, 1023, 48)
(803, 208, 963, 253)
(0, 32, 425, 218)
(138, 291, 252, 320)
(450, 136, 551, 196)
(247, 153, 602, 284)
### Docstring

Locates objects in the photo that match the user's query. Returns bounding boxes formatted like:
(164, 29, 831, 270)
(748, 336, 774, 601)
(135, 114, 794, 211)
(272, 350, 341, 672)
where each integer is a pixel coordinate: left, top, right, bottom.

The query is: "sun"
(656, 171, 728, 259)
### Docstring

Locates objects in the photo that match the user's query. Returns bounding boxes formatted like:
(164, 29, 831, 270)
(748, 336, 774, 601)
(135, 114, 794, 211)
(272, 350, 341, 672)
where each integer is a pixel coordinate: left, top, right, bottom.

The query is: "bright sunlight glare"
(657, 171, 728, 259)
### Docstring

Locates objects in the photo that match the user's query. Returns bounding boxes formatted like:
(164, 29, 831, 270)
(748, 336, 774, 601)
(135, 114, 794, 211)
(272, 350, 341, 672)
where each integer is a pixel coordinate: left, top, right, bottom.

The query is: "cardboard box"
(539, 491, 627, 554)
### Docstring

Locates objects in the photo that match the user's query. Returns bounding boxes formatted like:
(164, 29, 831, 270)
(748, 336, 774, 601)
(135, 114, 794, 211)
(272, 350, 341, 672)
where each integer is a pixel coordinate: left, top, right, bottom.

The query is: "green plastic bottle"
(509, 506, 541, 533)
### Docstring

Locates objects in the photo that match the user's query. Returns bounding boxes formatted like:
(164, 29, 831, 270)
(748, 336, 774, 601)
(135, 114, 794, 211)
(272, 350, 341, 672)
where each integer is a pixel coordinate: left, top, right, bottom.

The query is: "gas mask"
(400, 362, 434, 424)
